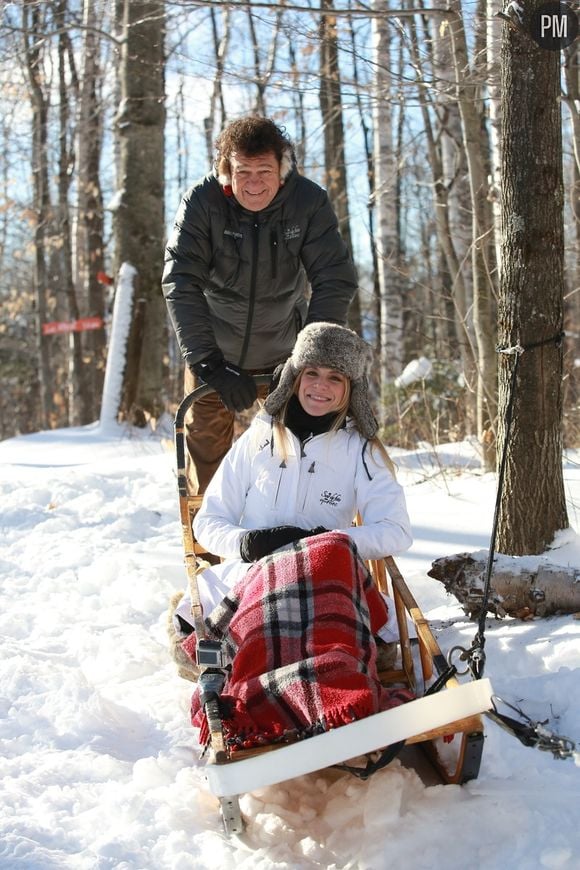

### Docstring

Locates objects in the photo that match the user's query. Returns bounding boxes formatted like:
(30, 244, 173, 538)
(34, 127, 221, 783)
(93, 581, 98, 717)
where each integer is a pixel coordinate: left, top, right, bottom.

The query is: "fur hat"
(264, 322, 378, 439)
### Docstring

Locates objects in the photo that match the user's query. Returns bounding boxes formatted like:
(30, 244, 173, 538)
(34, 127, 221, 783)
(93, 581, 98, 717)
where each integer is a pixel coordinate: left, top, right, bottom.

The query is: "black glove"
(240, 525, 313, 562)
(193, 354, 257, 413)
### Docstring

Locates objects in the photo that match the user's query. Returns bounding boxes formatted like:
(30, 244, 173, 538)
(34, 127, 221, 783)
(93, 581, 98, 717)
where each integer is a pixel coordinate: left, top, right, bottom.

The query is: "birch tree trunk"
(497, 3, 568, 554)
(371, 3, 404, 390)
(486, 0, 503, 279)
(319, 0, 361, 335)
(114, 0, 166, 424)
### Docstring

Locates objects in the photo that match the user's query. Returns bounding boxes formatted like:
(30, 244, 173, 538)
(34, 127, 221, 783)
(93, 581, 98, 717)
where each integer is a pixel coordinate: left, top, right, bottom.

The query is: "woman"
(171, 323, 413, 746)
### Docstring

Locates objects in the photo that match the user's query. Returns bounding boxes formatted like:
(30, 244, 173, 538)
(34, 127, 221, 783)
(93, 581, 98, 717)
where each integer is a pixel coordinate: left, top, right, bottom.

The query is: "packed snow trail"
(1, 424, 579, 869)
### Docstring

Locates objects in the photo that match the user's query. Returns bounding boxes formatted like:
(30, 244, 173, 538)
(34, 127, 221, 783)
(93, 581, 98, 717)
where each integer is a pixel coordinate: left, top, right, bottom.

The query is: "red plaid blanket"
(184, 531, 412, 750)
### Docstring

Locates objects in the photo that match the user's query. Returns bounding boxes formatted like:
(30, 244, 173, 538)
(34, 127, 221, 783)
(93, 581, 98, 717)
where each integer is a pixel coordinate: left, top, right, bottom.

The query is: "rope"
(456, 330, 576, 759)
(466, 330, 565, 680)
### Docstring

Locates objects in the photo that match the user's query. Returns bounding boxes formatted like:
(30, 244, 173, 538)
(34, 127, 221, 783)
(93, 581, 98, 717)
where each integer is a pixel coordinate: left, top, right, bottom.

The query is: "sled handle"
(174, 373, 274, 494)
(174, 373, 274, 427)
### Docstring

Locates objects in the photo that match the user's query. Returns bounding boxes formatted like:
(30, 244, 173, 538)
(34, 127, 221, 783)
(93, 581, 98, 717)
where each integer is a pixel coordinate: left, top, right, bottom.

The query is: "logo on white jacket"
(320, 490, 342, 506)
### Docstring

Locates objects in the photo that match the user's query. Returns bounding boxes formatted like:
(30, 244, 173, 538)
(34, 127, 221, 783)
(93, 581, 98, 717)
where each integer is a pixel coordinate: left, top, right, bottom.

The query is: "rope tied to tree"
(453, 329, 576, 759)
(466, 329, 566, 679)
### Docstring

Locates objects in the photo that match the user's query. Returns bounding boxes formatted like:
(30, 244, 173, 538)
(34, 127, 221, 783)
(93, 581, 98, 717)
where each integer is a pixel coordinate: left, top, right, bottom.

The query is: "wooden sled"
(174, 383, 494, 836)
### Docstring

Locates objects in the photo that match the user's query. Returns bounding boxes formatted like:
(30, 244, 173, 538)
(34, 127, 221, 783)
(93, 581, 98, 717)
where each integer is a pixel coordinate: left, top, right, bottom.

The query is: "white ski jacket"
(194, 410, 411, 561)
(175, 410, 412, 625)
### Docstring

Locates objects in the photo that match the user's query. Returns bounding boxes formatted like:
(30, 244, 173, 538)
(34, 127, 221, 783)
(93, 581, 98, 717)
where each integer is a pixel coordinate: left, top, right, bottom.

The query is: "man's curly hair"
(214, 116, 295, 184)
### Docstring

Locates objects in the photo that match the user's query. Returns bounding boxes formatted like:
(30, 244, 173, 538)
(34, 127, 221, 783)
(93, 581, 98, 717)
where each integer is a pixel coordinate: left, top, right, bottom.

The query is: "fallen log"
(428, 551, 580, 620)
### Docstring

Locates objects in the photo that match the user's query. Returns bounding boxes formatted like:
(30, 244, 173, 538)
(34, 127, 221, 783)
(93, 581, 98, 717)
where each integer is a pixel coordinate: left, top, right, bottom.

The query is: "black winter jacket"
(162, 170, 358, 371)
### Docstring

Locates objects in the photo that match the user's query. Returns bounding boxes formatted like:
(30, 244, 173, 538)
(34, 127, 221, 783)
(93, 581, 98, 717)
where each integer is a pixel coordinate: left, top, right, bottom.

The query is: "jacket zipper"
(271, 229, 278, 279)
(273, 459, 286, 508)
(238, 220, 259, 368)
(301, 460, 316, 511)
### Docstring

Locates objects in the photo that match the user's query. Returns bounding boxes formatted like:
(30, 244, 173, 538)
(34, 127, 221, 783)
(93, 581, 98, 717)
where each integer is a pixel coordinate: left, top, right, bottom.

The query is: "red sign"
(96, 271, 114, 286)
(42, 316, 104, 336)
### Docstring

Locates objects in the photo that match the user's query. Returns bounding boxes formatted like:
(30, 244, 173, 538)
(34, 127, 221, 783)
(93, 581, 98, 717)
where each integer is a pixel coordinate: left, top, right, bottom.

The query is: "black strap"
(486, 696, 575, 759)
(468, 330, 565, 679)
(333, 740, 406, 780)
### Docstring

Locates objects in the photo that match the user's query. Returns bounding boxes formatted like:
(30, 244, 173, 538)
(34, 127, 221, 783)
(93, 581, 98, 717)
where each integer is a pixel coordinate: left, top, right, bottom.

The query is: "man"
(162, 116, 358, 494)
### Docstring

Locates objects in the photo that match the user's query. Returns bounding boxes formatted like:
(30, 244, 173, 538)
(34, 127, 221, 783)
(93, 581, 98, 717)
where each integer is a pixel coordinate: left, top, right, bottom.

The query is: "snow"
(1, 422, 580, 869)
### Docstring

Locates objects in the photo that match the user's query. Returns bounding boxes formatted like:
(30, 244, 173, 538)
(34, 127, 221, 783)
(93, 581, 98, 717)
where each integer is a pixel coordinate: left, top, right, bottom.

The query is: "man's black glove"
(193, 354, 257, 413)
(240, 525, 320, 562)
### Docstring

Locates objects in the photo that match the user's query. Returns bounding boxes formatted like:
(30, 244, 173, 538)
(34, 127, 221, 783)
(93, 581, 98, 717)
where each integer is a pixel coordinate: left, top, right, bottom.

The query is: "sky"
(1, 422, 580, 869)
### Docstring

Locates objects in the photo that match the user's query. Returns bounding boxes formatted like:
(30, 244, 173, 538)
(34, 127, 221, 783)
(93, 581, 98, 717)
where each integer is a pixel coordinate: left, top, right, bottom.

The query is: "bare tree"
(114, 0, 166, 424)
(203, 6, 230, 166)
(496, 6, 568, 554)
(22, 0, 55, 428)
(348, 11, 380, 340)
(75, 0, 107, 423)
(447, 0, 498, 469)
(407, 12, 477, 428)
(53, 0, 86, 427)
(319, 0, 361, 334)
(371, 5, 404, 387)
(246, 0, 284, 115)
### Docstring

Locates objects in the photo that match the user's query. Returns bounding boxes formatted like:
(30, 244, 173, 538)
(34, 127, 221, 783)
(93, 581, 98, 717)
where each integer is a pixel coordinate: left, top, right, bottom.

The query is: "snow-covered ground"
(1, 421, 580, 869)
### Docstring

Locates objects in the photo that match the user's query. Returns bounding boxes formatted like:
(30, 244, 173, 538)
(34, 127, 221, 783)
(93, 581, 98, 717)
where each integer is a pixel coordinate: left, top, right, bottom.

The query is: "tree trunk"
(563, 41, 580, 176)
(486, 0, 503, 278)
(22, 1, 55, 429)
(76, 0, 107, 424)
(497, 4, 568, 554)
(246, 0, 283, 115)
(203, 7, 230, 166)
(319, 0, 361, 335)
(56, 0, 84, 427)
(348, 13, 381, 353)
(409, 13, 477, 428)
(288, 40, 307, 173)
(371, 3, 404, 388)
(114, 0, 166, 424)
(447, 0, 498, 469)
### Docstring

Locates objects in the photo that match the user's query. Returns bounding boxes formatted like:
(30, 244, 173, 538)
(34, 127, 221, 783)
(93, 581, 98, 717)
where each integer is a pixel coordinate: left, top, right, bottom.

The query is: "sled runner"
(173, 381, 494, 836)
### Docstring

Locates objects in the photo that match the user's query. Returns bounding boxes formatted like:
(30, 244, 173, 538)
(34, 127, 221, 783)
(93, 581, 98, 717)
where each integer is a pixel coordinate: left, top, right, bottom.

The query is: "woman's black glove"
(193, 354, 257, 412)
(240, 525, 326, 562)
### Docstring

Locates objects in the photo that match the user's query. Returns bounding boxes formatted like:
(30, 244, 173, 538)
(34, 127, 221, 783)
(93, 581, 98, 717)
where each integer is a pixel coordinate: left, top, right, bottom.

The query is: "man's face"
(230, 151, 281, 211)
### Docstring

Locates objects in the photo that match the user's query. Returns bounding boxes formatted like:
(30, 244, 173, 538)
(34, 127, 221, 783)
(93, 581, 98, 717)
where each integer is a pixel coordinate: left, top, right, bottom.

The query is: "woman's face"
(297, 366, 348, 416)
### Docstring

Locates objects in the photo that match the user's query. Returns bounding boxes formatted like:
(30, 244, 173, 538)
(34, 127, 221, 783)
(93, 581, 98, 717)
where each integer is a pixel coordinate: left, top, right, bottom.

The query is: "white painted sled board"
(205, 677, 494, 797)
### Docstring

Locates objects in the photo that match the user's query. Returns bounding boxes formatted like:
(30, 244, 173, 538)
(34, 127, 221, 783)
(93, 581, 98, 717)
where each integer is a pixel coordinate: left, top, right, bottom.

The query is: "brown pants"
(184, 366, 273, 495)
